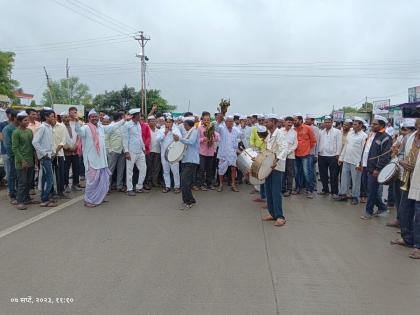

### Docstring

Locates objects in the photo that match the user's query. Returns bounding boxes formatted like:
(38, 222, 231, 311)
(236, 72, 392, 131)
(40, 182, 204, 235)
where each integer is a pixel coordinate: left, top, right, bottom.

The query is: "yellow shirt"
(250, 125, 265, 150)
(52, 123, 67, 157)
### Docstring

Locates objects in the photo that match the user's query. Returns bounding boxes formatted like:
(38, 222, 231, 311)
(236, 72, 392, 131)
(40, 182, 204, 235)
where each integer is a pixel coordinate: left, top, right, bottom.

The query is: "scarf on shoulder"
(87, 122, 100, 155)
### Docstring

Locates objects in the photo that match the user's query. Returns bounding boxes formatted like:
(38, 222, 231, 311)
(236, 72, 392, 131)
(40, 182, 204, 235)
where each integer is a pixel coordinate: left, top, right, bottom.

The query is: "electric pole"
(43, 66, 54, 105)
(134, 31, 150, 114)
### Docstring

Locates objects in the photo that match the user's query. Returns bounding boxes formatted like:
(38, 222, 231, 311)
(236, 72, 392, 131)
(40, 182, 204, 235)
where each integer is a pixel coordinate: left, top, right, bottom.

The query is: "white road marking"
(0, 195, 84, 239)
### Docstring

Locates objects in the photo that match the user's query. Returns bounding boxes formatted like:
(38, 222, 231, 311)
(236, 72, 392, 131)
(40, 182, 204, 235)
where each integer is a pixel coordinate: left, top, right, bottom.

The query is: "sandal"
(390, 238, 411, 247)
(162, 188, 170, 193)
(174, 188, 181, 194)
(84, 202, 97, 208)
(409, 249, 420, 259)
(217, 185, 223, 192)
(231, 186, 239, 192)
(274, 218, 286, 226)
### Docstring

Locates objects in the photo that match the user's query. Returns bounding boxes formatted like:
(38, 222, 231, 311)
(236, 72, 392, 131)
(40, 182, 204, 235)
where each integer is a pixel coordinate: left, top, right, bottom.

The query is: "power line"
(51, 0, 130, 35)
(68, 0, 137, 33)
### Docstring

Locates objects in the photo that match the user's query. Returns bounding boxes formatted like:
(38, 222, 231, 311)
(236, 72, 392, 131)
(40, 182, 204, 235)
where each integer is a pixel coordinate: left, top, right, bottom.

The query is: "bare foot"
(262, 214, 274, 221)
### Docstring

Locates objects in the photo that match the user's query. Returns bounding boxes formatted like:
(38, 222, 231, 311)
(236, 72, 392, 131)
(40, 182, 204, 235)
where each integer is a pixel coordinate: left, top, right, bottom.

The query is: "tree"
(358, 102, 373, 112)
(0, 51, 19, 98)
(41, 76, 92, 107)
(92, 86, 176, 113)
(338, 106, 358, 113)
(146, 89, 176, 114)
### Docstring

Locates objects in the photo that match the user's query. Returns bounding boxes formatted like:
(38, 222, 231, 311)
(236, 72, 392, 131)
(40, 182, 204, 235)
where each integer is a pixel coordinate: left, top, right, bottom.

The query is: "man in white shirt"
(337, 118, 367, 204)
(385, 122, 395, 137)
(281, 116, 298, 197)
(123, 108, 147, 196)
(156, 116, 182, 193)
(318, 116, 342, 197)
(261, 114, 288, 227)
(52, 113, 70, 199)
(62, 111, 82, 192)
(145, 115, 162, 188)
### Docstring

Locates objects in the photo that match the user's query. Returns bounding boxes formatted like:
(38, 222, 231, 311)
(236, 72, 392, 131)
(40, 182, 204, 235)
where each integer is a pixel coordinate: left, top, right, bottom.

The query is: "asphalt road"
(0, 185, 419, 315)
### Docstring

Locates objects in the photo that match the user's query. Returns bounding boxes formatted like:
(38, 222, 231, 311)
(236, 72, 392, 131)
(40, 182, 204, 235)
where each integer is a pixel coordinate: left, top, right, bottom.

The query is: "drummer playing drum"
(261, 114, 289, 227)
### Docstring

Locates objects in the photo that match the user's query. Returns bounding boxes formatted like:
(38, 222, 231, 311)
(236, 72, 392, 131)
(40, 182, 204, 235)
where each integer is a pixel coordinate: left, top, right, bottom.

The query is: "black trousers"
(16, 167, 34, 204)
(53, 156, 65, 194)
(199, 155, 214, 187)
(181, 163, 197, 205)
(283, 158, 295, 192)
(146, 152, 161, 186)
(64, 154, 80, 186)
(318, 155, 339, 195)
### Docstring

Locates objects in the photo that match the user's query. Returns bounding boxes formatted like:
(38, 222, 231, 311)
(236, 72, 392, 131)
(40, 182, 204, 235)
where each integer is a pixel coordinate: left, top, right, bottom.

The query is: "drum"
(250, 176, 264, 186)
(165, 141, 186, 164)
(251, 150, 276, 180)
(378, 162, 400, 185)
(237, 148, 258, 174)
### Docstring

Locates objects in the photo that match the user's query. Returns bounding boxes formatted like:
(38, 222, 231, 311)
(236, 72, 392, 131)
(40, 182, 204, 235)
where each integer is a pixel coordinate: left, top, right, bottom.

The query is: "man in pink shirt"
(197, 111, 219, 190)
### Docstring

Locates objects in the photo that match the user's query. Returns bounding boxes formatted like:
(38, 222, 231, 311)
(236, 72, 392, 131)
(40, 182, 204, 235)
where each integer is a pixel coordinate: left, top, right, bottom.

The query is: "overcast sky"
(2, 0, 420, 115)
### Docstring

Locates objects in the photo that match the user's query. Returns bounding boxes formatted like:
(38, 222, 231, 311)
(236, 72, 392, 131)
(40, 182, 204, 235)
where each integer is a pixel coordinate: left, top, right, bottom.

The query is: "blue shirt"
(0, 121, 8, 154)
(180, 127, 199, 164)
(2, 123, 16, 156)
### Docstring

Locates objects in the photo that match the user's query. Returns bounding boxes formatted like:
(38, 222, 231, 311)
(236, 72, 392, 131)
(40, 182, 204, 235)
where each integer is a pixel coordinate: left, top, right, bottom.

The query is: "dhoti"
(85, 167, 111, 205)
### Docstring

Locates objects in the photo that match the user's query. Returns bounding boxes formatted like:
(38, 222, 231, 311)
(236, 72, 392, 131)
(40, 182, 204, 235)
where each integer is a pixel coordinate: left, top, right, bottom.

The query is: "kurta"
(215, 122, 242, 164)
(75, 120, 125, 170)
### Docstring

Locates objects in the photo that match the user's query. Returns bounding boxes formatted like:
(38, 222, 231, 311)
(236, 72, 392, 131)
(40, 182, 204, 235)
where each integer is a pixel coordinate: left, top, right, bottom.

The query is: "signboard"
(373, 99, 390, 114)
(53, 104, 84, 118)
(408, 86, 420, 103)
(332, 111, 344, 121)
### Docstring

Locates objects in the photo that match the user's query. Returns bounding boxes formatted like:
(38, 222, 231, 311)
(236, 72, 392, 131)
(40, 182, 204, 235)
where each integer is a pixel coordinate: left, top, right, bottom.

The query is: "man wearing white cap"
(391, 118, 420, 259)
(123, 109, 148, 196)
(12, 111, 37, 210)
(262, 114, 289, 226)
(280, 116, 298, 197)
(145, 115, 162, 188)
(337, 117, 367, 204)
(239, 115, 251, 150)
(318, 115, 342, 198)
(387, 118, 417, 227)
(173, 116, 200, 209)
(359, 115, 392, 219)
(156, 115, 182, 193)
(75, 109, 126, 207)
(215, 114, 242, 192)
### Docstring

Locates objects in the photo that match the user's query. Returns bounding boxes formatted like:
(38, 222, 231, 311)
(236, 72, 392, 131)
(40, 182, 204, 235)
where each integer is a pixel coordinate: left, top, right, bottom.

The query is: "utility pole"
(134, 31, 150, 114)
(66, 58, 71, 104)
(43, 66, 54, 105)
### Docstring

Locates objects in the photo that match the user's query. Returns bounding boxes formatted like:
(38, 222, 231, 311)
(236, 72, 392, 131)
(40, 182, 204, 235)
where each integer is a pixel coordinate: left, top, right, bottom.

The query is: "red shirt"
(140, 122, 151, 154)
(295, 124, 316, 157)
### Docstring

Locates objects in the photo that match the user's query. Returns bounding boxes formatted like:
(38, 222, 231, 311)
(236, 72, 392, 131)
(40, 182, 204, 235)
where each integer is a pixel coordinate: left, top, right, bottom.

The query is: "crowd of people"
(0, 105, 419, 259)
